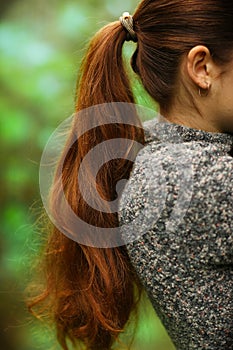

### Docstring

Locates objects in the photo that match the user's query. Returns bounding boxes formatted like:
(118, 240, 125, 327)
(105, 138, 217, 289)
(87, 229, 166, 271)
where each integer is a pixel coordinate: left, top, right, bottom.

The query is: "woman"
(30, 1, 233, 349)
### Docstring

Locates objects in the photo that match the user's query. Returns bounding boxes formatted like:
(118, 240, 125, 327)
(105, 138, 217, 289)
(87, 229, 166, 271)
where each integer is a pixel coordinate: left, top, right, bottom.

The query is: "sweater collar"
(143, 116, 233, 154)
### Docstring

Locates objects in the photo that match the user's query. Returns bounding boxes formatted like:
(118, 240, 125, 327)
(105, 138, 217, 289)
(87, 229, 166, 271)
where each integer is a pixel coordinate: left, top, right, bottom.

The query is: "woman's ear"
(186, 45, 213, 89)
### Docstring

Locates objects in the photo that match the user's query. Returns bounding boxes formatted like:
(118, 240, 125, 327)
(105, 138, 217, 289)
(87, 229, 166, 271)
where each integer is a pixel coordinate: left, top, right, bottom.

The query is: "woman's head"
(131, 0, 233, 112)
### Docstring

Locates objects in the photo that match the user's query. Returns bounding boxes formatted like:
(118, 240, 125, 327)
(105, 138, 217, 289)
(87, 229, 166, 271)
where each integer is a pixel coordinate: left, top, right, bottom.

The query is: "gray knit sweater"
(119, 117, 233, 350)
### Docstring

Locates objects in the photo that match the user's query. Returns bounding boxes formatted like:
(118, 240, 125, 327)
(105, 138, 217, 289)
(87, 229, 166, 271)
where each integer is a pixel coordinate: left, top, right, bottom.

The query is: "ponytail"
(29, 20, 144, 350)
(76, 21, 136, 110)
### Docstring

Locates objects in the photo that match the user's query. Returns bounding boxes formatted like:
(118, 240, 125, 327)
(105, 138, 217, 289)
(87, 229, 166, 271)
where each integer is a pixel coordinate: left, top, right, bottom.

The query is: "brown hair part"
(29, 1, 233, 350)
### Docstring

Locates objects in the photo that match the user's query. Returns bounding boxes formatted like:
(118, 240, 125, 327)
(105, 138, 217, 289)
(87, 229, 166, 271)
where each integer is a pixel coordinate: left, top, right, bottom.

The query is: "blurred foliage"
(0, 0, 174, 349)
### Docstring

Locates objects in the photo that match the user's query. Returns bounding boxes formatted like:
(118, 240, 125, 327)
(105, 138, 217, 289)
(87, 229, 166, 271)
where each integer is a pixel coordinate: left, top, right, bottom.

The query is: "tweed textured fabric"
(119, 117, 233, 349)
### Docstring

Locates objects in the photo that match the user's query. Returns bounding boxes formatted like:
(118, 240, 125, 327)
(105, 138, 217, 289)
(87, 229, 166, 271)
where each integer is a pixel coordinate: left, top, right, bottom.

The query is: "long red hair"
(29, 21, 144, 350)
(29, 1, 233, 349)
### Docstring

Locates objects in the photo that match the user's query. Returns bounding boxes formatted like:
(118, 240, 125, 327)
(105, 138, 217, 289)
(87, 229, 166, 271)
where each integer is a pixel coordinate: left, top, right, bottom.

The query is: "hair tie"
(119, 12, 138, 43)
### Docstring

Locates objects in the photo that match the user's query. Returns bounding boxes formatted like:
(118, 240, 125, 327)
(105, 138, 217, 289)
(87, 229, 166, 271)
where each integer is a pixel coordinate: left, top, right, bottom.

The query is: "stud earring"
(198, 83, 210, 97)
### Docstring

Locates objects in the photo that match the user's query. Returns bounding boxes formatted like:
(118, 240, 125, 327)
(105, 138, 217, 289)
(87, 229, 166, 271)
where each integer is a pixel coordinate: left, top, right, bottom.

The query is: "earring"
(198, 83, 210, 97)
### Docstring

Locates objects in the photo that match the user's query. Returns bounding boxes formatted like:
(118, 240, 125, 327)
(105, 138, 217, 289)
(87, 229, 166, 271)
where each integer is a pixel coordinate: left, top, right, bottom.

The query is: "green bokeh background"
(0, 1, 175, 349)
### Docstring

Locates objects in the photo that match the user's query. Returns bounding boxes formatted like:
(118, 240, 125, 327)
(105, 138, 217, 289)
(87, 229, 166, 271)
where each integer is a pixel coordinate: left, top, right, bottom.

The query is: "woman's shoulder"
(119, 136, 233, 238)
(120, 135, 233, 201)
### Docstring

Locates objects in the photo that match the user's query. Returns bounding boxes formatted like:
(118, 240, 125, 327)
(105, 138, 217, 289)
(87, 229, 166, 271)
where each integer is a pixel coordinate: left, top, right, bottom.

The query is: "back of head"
(131, 0, 233, 112)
